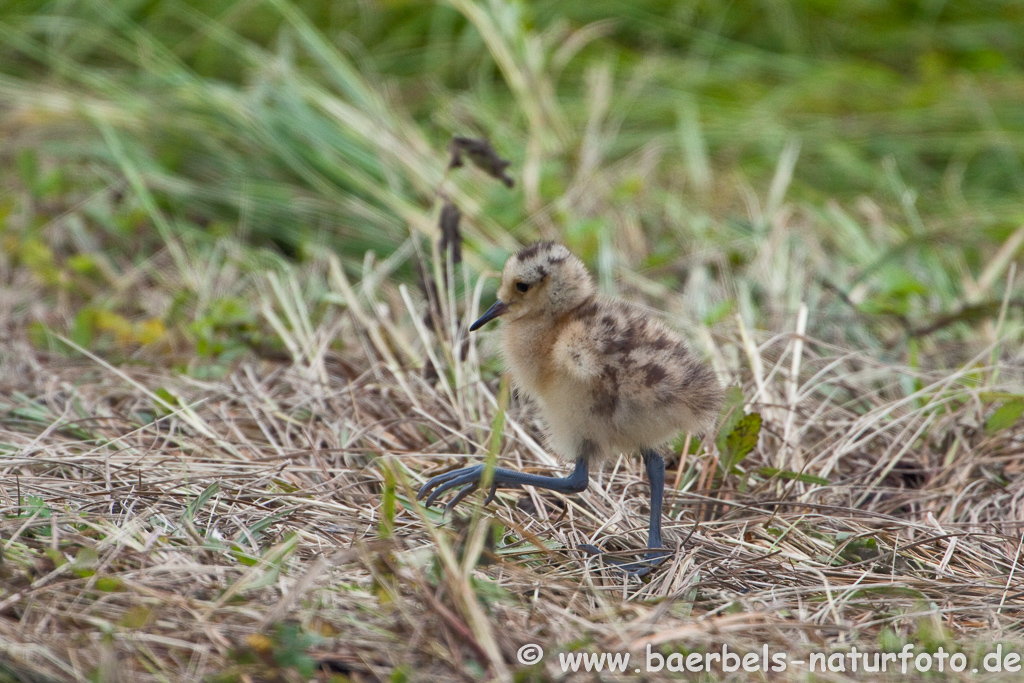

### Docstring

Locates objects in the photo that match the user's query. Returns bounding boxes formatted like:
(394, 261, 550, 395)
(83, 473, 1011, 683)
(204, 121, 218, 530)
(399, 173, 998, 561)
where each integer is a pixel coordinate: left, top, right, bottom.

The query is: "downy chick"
(419, 242, 723, 573)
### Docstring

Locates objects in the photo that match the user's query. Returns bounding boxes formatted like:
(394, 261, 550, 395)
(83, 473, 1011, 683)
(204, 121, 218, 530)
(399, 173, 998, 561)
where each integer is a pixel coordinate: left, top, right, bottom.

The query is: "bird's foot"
(577, 544, 670, 578)
(417, 464, 518, 514)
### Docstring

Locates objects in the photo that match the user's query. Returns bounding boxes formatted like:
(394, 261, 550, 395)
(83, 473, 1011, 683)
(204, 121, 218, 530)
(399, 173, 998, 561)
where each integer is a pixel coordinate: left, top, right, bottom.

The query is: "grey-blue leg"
(645, 448, 666, 551)
(417, 458, 589, 514)
(580, 448, 670, 577)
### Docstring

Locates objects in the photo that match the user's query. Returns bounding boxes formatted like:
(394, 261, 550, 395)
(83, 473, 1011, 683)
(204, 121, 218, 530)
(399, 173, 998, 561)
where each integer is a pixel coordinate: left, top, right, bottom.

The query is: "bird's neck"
(500, 313, 560, 398)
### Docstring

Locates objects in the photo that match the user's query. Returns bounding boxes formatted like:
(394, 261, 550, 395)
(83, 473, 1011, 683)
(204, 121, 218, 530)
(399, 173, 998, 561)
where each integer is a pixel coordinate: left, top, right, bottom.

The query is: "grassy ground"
(1, 1, 1024, 681)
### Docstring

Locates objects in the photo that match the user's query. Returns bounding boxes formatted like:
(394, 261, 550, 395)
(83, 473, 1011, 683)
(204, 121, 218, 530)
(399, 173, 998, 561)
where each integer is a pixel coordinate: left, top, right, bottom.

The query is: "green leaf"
(757, 467, 830, 486)
(71, 308, 97, 348)
(269, 622, 319, 678)
(44, 548, 67, 567)
(720, 412, 762, 473)
(23, 495, 52, 520)
(702, 300, 734, 327)
(399, 495, 444, 524)
(714, 386, 746, 453)
(671, 433, 702, 454)
(878, 627, 904, 652)
(246, 533, 299, 590)
(978, 392, 1024, 404)
(73, 546, 98, 570)
(183, 482, 220, 525)
(94, 576, 124, 592)
(230, 549, 260, 566)
(986, 399, 1024, 434)
(838, 536, 880, 564)
(238, 509, 294, 541)
(120, 605, 154, 629)
(153, 387, 179, 417)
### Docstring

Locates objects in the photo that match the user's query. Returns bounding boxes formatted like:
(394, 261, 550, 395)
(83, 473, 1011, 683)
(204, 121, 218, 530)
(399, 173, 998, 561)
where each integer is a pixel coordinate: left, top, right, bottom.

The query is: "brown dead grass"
(2, 248, 1024, 682)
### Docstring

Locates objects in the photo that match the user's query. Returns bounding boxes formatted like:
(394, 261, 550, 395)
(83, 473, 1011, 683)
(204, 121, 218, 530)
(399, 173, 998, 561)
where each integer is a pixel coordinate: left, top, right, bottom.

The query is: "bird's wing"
(550, 318, 605, 382)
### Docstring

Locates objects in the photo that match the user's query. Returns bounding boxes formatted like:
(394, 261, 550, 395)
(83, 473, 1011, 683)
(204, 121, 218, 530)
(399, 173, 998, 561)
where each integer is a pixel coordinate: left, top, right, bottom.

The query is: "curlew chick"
(419, 242, 723, 574)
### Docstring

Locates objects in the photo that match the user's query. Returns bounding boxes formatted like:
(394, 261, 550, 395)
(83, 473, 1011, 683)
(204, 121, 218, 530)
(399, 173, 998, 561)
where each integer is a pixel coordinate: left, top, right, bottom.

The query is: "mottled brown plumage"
(492, 242, 722, 464)
(419, 241, 723, 575)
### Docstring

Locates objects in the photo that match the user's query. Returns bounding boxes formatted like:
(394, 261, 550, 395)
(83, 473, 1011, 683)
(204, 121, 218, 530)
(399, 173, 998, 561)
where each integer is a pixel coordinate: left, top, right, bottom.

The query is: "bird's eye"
(515, 282, 530, 293)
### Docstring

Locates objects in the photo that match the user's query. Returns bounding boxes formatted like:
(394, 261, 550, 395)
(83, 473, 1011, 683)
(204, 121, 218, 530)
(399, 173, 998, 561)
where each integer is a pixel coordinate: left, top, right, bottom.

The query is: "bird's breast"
(499, 319, 559, 399)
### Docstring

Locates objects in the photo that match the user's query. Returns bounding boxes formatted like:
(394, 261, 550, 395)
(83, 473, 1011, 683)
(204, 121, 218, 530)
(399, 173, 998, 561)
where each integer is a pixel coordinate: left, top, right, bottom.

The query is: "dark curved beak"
(470, 300, 508, 331)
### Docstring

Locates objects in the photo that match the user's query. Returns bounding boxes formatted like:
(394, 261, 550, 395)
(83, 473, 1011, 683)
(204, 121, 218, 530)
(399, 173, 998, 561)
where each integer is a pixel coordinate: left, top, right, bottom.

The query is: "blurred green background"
(2, 0, 1022, 371)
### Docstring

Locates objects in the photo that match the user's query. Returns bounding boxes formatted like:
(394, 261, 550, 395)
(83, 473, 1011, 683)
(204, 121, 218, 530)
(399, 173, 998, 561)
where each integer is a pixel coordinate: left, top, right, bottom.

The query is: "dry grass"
(2, 240, 1024, 682)
(1, 2, 1023, 680)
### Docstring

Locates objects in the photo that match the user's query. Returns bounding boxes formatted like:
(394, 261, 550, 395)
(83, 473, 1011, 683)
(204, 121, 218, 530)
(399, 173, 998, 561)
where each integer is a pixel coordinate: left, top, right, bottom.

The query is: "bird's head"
(470, 242, 595, 331)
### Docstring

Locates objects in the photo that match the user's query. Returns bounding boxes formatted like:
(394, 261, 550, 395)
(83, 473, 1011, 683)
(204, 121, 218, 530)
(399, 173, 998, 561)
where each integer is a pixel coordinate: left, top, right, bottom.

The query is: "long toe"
(420, 465, 485, 508)
(417, 465, 481, 501)
(623, 550, 671, 578)
(444, 482, 479, 513)
(579, 546, 670, 578)
(482, 480, 500, 506)
(418, 464, 534, 510)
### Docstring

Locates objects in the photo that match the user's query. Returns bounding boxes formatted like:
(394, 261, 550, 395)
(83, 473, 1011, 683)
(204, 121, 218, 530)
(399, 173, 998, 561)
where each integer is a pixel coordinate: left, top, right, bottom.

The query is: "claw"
(422, 483, 448, 508)
(482, 480, 499, 506)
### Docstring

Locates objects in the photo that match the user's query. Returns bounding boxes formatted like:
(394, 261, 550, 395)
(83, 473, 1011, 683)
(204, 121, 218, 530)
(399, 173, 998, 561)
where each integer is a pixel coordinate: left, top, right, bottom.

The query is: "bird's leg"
(580, 448, 671, 577)
(642, 447, 671, 564)
(418, 458, 589, 514)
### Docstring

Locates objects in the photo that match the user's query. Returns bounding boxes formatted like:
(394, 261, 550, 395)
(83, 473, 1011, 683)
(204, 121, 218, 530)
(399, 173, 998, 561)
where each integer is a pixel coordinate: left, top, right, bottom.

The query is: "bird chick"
(419, 242, 723, 574)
